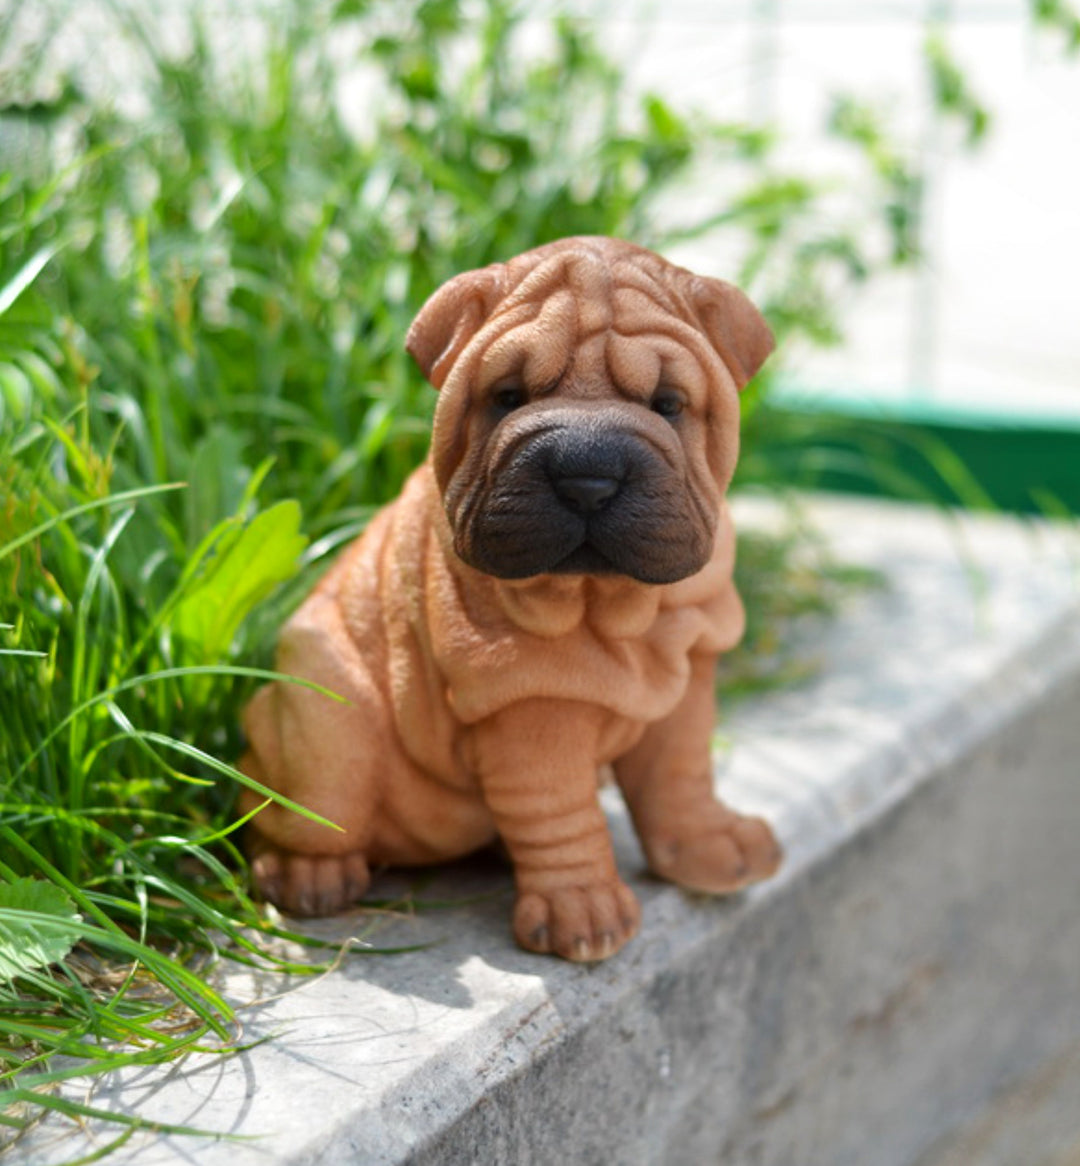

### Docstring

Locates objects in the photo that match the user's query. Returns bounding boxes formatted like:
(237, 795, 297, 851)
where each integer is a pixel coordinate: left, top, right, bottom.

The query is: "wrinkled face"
(408, 239, 772, 585)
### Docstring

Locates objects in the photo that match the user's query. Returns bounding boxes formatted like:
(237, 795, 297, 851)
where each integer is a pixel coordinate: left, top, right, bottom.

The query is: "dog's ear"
(406, 265, 506, 389)
(686, 276, 774, 390)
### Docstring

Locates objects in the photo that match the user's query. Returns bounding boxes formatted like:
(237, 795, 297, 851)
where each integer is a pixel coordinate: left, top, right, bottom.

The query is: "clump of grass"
(0, 0, 950, 1148)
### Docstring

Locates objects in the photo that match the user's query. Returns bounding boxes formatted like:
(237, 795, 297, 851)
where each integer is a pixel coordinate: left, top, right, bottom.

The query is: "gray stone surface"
(20, 495, 1080, 1166)
(914, 1039, 1080, 1166)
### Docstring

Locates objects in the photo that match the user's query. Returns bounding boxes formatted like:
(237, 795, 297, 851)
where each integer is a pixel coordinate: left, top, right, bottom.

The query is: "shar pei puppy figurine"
(239, 236, 782, 962)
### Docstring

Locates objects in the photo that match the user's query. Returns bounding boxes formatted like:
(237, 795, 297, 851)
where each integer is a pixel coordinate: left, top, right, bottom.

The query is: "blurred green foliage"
(1033, 0, 1080, 52)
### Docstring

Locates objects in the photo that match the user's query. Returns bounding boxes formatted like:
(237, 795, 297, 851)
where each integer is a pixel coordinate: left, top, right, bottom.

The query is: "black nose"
(553, 475, 621, 514)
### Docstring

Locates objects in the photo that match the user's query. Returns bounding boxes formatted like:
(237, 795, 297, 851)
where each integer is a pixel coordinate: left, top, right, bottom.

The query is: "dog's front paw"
(250, 843, 371, 917)
(513, 880, 641, 962)
(645, 807, 782, 894)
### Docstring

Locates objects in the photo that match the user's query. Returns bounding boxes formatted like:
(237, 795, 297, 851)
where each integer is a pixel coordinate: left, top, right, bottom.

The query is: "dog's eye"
(650, 392, 684, 419)
(492, 384, 528, 412)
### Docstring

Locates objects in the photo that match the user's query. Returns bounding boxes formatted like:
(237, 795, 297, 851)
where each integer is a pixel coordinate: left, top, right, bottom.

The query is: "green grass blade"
(0, 484, 186, 563)
(1, 1089, 237, 1140)
(135, 732, 344, 832)
(11, 665, 347, 787)
(0, 246, 60, 316)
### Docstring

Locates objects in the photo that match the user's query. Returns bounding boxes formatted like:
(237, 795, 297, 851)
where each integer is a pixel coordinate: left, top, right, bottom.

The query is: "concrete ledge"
(25, 495, 1080, 1166)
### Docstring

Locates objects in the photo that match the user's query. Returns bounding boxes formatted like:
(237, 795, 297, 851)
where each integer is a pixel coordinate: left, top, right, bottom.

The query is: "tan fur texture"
(239, 237, 781, 962)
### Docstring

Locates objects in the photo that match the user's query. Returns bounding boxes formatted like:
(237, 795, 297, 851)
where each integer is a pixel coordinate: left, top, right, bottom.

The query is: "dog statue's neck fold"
(492, 574, 663, 641)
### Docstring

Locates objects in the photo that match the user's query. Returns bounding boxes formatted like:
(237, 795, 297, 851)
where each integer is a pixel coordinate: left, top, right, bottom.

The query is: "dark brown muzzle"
(451, 410, 715, 584)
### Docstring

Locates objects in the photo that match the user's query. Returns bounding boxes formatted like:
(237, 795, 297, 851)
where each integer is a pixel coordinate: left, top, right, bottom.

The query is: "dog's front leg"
(614, 650, 782, 894)
(466, 698, 640, 962)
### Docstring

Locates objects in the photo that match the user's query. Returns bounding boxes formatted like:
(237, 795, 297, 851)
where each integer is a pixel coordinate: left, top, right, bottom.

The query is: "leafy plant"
(0, 880, 82, 983)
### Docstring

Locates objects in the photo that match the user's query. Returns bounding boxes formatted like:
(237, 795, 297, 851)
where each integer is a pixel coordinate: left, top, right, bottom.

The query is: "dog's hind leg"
(237, 591, 390, 916)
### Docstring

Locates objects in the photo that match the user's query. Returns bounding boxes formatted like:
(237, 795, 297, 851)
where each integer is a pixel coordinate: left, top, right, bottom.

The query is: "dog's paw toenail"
(528, 924, 550, 951)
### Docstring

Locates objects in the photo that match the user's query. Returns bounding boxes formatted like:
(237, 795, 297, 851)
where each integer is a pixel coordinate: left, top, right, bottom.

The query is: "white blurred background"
(573, 0, 1080, 428)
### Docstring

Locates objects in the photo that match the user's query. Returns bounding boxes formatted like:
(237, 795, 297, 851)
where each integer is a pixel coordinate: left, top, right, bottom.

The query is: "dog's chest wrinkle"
(427, 573, 719, 726)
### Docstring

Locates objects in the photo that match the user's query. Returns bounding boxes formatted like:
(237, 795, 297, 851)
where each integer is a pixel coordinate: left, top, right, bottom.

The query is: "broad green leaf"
(0, 878, 83, 982)
(173, 500, 308, 661)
